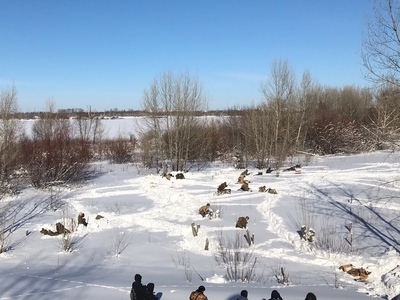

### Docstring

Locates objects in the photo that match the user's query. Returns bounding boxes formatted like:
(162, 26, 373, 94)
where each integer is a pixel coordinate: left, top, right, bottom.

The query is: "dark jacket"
(131, 281, 146, 300)
(145, 283, 158, 300)
(77, 212, 88, 226)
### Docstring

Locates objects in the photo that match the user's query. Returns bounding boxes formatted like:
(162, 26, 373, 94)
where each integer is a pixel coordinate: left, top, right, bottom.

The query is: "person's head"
(134, 274, 142, 282)
(147, 283, 155, 293)
(240, 289, 248, 297)
(206, 203, 210, 207)
(271, 290, 281, 299)
(197, 285, 206, 293)
(305, 292, 317, 300)
(245, 216, 249, 220)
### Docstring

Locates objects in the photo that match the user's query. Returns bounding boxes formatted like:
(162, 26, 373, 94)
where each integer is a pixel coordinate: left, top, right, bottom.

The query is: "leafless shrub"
(172, 250, 190, 268)
(269, 259, 290, 285)
(58, 207, 84, 252)
(214, 232, 259, 282)
(172, 250, 192, 282)
(0, 203, 15, 253)
(333, 266, 341, 289)
(20, 115, 92, 188)
(73, 109, 104, 144)
(49, 185, 63, 211)
(138, 130, 163, 170)
(108, 228, 132, 257)
(106, 201, 125, 215)
(104, 135, 135, 164)
(289, 194, 315, 238)
(314, 218, 349, 255)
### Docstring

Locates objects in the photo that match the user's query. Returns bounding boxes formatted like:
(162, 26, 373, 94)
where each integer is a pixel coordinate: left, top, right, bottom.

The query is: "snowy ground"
(1, 151, 400, 300)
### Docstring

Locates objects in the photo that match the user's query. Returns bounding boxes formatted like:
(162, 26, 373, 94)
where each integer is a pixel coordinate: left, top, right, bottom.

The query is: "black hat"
(240, 290, 248, 297)
(134, 274, 142, 281)
(198, 285, 206, 292)
(305, 292, 317, 300)
(271, 290, 280, 298)
(147, 282, 155, 293)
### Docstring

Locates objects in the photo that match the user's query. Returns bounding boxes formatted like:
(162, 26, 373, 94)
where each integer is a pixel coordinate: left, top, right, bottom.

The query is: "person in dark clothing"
(131, 273, 146, 300)
(236, 216, 249, 229)
(144, 282, 158, 300)
(269, 289, 283, 300)
(304, 292, 317, 300)
(77, 212, 88, 226)
(237, 289, 248, 299)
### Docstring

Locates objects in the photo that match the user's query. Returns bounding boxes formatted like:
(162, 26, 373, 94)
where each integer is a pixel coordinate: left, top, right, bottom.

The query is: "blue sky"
(1, 1, 373, 112)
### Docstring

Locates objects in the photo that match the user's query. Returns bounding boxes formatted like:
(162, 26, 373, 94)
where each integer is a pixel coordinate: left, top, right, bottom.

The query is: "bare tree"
(261, 59, 298, 165)
(214, 232, 259, 282)
(242, 105, 273, 169)
(223, 108, 248, 168)
(74, 106, 103, 144)
(362, 0, 400, 87)
(73, 107, 104, 160)
(368, 83, 400, 146)
(141, 71, 208, 171)
(31, 100, 58, 141)
(294, 71, 321, 150)
(0, 86, 23, 195)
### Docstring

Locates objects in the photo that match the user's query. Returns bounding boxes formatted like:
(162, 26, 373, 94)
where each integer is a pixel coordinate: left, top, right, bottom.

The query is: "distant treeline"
(12, 109, 232, 120)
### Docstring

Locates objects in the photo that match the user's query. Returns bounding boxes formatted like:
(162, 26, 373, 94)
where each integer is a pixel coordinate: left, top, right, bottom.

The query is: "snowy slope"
(0, 151, 399, 300)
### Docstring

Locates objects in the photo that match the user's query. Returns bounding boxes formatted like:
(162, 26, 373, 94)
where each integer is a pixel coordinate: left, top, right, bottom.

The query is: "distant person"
(304, 292, 317, 300)
(77, 212, 88, 226)
(237, 289, 248, 300)
(144, 282, 158, 300)
(236, 216, 249, 229)
(131, 273, 146, 300)
(199, 203, 211, 217)
(269, 289, 283, 300)
(190, 285, 208, 300)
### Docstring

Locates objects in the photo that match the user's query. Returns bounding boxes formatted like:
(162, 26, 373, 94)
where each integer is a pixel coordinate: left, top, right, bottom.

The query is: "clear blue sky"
(1, 0, 373, 112)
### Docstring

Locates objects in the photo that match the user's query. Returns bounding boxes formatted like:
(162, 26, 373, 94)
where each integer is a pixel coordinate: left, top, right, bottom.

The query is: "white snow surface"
(1, 127, 400, 300)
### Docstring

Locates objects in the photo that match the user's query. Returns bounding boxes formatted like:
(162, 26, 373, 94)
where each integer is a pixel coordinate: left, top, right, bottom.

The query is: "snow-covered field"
(1, 149, 399, 300)
(21, 116, 144, 140)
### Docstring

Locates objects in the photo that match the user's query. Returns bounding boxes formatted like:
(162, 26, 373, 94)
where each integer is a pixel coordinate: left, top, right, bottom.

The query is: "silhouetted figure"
(237, 289, 248, 300)
(305, 292, 317, 300)
(131, 273, 146, 300)
(145, 282, 158, 300)
(269, 289, 283, 300)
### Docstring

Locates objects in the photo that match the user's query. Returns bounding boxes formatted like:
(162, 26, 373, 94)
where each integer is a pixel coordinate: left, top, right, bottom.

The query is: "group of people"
(190, 286, 317, 300)
(239, 289, 317, 300)
(130, 274, 157, 300)
(131, 276, 317, 300)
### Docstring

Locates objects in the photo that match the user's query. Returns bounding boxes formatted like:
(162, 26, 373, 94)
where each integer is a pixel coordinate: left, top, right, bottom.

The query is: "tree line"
(139, 64, 400, 172)
(1, 64, 400, 194)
